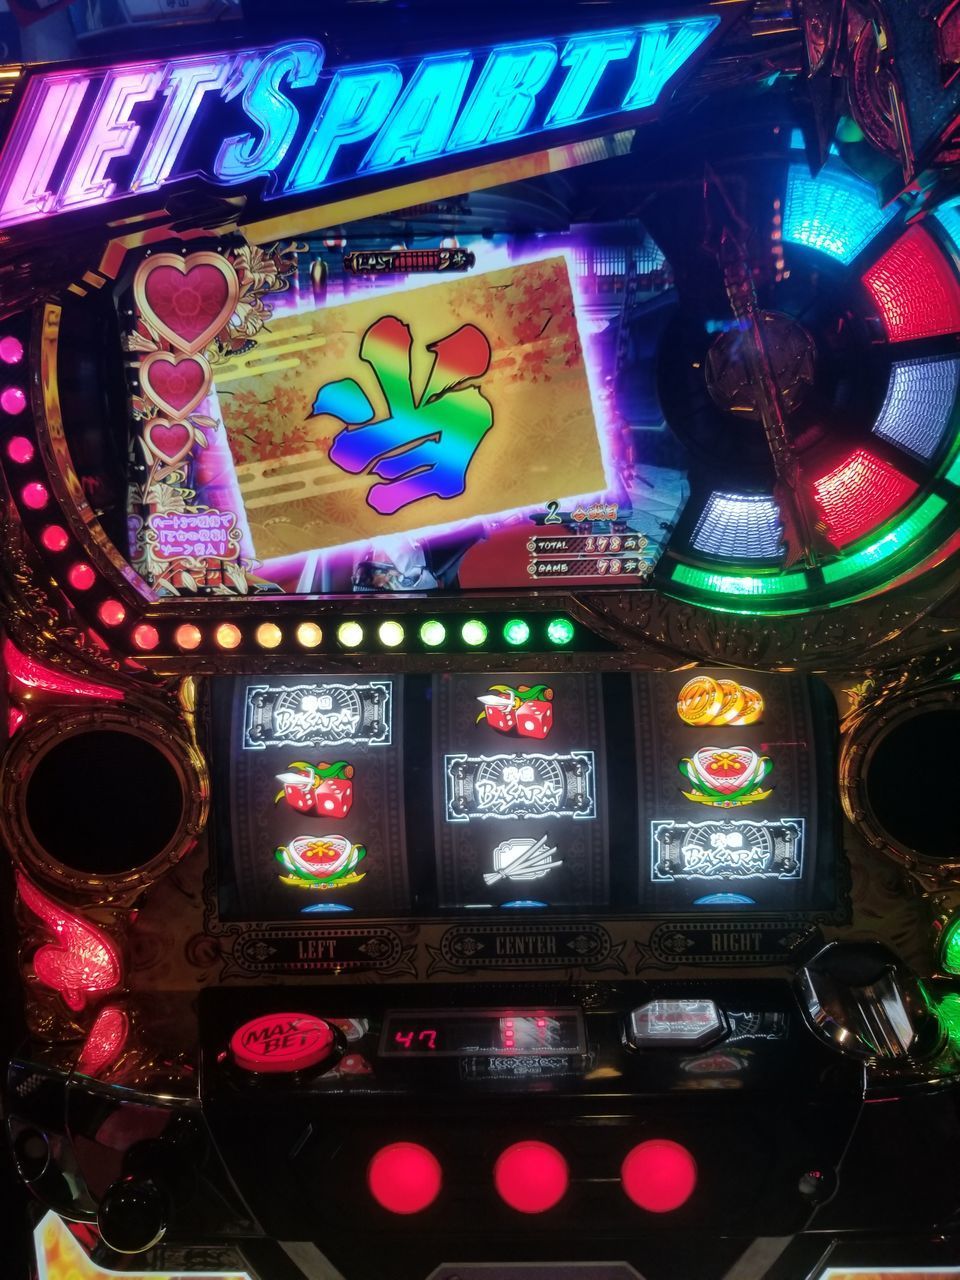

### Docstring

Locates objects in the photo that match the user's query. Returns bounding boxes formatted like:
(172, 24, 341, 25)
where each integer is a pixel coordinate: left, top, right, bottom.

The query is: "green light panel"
(942, 916, 960, 976)
(671, 563, 809, 596)
(821, 495, 947, 584)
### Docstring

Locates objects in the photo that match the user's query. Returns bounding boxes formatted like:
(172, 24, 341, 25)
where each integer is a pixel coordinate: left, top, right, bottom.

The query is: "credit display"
(379, 1009, 585, 1057)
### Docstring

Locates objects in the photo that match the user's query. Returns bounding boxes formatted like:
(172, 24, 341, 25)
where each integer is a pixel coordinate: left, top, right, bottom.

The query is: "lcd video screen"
(432, 672, 609, 909)
(120, 185, 687, 600)
(214, 675, 409, 919)
(633, 668, 836, 912)
(213, 669, 837, 919)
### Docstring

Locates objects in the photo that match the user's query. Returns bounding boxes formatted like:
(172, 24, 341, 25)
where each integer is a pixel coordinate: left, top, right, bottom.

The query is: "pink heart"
(140, 351, 211, 419)
(133, 252, 239, 355)
(144, 418, 193, 466)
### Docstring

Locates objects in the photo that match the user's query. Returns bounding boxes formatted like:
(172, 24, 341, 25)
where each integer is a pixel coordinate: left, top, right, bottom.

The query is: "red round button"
(229, 1013, 336, 1074)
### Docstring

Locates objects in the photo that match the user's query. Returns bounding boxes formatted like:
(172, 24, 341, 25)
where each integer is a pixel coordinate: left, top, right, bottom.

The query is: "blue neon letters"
(0, 17, 719, 228)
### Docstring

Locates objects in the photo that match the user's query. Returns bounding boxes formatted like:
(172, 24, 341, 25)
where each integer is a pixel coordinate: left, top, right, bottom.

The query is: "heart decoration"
(140, 350, 211, 419)
(144, 417, 194, 467)
(133, 252, 240, 355)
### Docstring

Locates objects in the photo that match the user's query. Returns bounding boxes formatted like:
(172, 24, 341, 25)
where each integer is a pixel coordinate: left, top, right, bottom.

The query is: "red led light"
(621, 1140, 697, 1213)
(40, 524, 69, 552)
(97, 600, 126, 627)
(229, 1012, 336, 1075)
(3, 637, 123, 700)
(863, 225, 960, 342)
(1, 385, 26, 415)
(0, 336, 24, 364)
(175, 624, 202, 651)
(67, 563, 95, 591)
(133, 623, 159, 651)
(17, 873, 122, 1012)
(21, 482, 47, 510)
(367, 1142, 442, 1215)
(78, 1006, 130, 1076)
(7, 436, 33, 463)
(8, 707, 24, 735)
(494, 1141, 569, 1214)
(811, 448, 917, 547)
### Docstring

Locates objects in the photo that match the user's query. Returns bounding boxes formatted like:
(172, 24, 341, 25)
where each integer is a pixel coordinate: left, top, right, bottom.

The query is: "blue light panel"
(935, 200, 960, 254)
(782, 165, 897, 265)
(872, 356, 960, 461)
(690, 492, 783, 561)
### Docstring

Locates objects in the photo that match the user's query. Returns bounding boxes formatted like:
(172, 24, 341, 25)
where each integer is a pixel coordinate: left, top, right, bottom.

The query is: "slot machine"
(2, 3, 960, 1279)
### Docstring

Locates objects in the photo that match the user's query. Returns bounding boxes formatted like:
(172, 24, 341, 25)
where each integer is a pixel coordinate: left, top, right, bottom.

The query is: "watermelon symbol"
(679, 747, 773, 807)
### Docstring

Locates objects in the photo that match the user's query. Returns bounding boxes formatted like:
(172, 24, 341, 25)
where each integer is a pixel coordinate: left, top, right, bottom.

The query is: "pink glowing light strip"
(3, 636, 123, 700)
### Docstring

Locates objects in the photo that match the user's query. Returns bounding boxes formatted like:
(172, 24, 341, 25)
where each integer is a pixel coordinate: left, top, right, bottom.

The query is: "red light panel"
(78, 1006, 130, 1075)
(367, 1142, 442, 1214)
(494, 1141, 569, 1214)
(811, 448, 917, 548)
(863, 225, 960, 341)
(621, 1139, 697, 1213)
(17, 873, 123, 1012)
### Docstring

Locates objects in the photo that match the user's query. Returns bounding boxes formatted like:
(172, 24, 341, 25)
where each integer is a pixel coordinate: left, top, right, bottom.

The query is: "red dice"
(284, 782, 315, 812)
(314, 775, 353, 819)
(484, 704, 516, 733)
(515, 699, 553, 739)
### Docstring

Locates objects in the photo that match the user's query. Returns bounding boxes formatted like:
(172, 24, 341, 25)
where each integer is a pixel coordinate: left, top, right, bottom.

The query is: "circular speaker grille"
(864, 709, 960, 861)
(25, 729, 184, 874)
(1, 708, 207, 890)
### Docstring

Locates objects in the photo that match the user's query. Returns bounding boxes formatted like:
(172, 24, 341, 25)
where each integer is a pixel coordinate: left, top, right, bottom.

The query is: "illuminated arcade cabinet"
(2, 3, 960, 1279)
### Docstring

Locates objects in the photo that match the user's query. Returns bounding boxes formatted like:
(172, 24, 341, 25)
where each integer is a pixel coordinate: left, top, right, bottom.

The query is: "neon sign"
(0, 18, 719, 229)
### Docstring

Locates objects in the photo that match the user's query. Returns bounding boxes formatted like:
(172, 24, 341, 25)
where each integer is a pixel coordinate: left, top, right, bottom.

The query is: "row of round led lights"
(367, 1138, 697, 1216)
(158, 614, 580, 654)
(0, 356, 582, 654)
(0, 334, 142, 637)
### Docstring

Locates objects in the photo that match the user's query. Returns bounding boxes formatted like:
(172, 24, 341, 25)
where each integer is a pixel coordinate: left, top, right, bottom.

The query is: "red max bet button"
(230, 1013, 336, 1074)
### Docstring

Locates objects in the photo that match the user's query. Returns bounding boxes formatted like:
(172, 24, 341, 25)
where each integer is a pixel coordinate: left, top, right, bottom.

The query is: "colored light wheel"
(628, 126, 960, 613)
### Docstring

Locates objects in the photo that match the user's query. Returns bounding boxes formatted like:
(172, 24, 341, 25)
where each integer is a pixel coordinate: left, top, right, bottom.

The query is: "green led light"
(942, 916, 960, 975)
(378, 620, 404, 648)
(672, 563, 808, 596)
(821, 495, 947, 584)
(503, 618, 530, 646)
(936, 992, 960, 1050)
(547, 617, 575, 645)
(461, 619, 488, 647)
(945, 450, 960, 488)
(337, 620, 364, 648)
(420, 619, 446, 647)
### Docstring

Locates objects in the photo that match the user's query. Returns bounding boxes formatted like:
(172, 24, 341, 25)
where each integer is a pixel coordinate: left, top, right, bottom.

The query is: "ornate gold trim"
(0, 706, 208, 898)
(840, 685, 960, 879)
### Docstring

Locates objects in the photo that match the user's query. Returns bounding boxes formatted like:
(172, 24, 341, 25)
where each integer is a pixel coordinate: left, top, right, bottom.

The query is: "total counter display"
(3, 3, 960, 1280)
